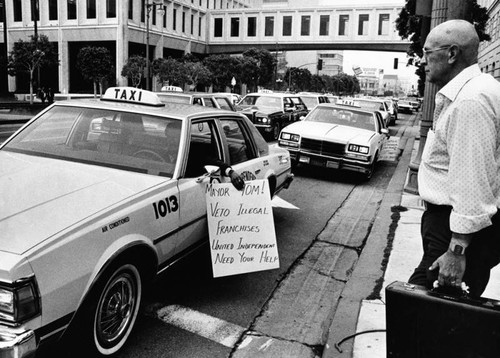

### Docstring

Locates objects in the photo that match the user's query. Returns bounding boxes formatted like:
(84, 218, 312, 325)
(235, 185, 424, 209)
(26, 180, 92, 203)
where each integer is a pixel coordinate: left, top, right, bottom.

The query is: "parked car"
(397, 99, 414, 114)
(156, 92, 236, 111)
(338, 97, 391, 127)
(297, 92, 331, 111)
(278, 103, 389, 179)
(236, 92, 308, 140)
(213, 92, 242, 105)
(0, 87, 294, 357)
(384, 98, 398, 125)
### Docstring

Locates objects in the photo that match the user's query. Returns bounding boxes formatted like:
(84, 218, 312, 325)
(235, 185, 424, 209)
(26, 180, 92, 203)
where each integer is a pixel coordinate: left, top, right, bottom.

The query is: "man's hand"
(429, 250, 466, 288)
(229, 170, 245, 190)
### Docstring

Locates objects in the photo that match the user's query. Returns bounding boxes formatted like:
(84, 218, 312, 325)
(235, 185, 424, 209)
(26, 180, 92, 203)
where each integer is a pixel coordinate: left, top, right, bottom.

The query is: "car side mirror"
(381, 128, 390, 137)
(195, 165, 221, 183)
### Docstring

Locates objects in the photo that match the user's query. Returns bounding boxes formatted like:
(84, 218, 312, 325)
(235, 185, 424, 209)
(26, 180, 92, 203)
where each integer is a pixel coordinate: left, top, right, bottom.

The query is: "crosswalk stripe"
(156, 304, 246, 347)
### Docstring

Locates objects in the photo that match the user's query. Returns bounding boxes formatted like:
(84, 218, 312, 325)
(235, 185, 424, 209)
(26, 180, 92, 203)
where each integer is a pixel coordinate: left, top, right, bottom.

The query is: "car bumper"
(0, 326, 36, 358)
(290, 151, 372, 174)
(254, 124, 273, 132)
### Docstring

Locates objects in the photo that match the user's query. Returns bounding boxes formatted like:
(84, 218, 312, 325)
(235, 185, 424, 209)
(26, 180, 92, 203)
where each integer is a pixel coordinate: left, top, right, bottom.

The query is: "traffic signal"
(318, 59, 323, 71)
(394, 58, 398, 69)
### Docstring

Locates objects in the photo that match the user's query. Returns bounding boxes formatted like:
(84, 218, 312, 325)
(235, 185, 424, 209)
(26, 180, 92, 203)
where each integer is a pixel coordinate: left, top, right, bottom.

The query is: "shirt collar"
(438, 64, 482, 101)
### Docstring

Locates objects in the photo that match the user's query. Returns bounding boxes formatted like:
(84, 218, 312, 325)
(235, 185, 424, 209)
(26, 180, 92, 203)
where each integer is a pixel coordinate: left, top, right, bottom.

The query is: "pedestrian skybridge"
(207, 4, 409, 54)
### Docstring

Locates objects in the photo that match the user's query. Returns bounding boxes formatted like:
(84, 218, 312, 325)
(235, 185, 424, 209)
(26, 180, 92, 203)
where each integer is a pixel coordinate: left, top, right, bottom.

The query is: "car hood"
(285, 121, 375, 143)
(0, 152, 167, 255)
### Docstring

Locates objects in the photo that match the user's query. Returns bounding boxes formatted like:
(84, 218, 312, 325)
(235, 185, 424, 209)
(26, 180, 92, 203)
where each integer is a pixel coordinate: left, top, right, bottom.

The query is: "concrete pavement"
(327, 128, 500, 358)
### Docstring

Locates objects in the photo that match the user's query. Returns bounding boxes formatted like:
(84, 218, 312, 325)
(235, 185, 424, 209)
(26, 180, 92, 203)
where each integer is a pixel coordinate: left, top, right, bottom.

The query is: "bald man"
(408, 20, 500, 297)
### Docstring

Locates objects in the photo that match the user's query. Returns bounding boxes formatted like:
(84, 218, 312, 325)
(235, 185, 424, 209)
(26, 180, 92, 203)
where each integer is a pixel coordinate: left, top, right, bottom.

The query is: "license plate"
(326, 161, 339, 169)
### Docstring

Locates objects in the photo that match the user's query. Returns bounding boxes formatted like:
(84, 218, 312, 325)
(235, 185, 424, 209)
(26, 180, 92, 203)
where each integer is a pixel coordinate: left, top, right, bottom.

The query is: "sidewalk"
(350, 141, 500, 358)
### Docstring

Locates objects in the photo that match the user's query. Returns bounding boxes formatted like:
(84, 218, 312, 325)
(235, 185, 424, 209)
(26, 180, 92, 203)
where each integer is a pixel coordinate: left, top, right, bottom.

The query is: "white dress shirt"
(418, 64, 500, 234)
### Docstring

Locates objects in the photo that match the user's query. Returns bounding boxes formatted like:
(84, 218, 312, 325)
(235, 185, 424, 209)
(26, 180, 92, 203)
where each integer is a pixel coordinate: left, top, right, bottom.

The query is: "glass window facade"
(378, 14, 389, 35)
(214, 17, 223, 37)
(320, 15, 329, 36)
(247, 17, 257, 37)
(358, 14, 369, 35)
(231, 17, 240, 37)
(339, 14, 349, 36)
(301, 15, 310, 36)
(265, 16, 274, 36)
(282, 16, 292, 36)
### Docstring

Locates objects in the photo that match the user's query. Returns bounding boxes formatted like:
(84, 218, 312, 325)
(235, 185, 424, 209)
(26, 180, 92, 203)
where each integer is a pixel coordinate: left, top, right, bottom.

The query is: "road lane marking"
(271, 196, 299, 209)
(156, 304, 246, 347)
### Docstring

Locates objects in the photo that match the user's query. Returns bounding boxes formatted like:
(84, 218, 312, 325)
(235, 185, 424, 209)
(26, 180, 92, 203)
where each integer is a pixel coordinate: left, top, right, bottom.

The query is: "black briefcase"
(386, 281, 500, 358)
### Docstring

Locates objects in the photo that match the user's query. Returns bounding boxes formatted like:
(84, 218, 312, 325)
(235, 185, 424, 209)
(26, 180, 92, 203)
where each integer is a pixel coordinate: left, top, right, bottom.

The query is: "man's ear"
(448, 44, 460, 64)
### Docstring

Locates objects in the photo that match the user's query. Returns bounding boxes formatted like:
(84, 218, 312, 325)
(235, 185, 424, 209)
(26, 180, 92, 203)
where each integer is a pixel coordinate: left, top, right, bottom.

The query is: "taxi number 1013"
(152, 196, 179, 219)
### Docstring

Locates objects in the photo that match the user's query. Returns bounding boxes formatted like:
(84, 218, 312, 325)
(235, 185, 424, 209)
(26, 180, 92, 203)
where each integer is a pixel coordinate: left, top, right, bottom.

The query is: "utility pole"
(405, 0, 472, 194)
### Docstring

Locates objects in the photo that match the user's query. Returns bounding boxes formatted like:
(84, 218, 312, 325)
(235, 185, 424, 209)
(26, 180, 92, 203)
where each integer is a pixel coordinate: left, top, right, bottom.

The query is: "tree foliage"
(242, 48, 277, 90)
(203, 54, 241, 92)
(7, 34, 59, 103)
(152, 57, 188, 87)
(121, 55, 147, 88)
(77, 46, 114, 97)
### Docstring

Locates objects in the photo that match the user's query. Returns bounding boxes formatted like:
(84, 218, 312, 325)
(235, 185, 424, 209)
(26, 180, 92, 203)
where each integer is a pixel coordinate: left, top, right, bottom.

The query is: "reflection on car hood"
(237, 105, 282, 116)
(0, 151, 166, 255)
(286, 121, 375, 143)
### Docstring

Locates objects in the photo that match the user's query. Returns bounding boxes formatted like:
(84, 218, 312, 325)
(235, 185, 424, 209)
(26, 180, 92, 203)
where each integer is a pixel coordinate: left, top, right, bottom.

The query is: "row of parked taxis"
(0, 87, 294, 357)
(0, 87, 410, 357)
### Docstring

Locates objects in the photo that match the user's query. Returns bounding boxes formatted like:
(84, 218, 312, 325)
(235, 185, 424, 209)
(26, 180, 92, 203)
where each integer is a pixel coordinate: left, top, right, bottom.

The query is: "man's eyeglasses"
(422, 45, 452, 56)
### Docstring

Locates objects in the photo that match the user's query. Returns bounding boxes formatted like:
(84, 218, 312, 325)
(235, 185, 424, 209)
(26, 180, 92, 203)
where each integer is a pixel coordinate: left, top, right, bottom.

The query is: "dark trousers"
(409, 203, 500, 297)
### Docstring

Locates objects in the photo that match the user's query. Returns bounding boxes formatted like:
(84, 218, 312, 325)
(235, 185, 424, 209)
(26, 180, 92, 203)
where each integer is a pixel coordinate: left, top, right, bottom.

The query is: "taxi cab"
(0, 87, 293, 357)
(278, 103, 389, 179)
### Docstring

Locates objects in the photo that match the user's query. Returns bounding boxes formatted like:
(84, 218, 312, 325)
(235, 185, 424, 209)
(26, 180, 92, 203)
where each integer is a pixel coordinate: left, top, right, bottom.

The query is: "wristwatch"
(449, 242, 465, 256)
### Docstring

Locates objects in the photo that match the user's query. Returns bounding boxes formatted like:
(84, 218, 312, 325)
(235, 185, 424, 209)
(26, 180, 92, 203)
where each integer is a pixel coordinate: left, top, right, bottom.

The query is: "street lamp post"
(145, 1, 165, 91)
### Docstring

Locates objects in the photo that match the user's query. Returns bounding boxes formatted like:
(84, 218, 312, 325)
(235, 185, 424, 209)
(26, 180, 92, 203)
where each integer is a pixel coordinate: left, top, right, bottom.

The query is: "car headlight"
(280, 132, 300, 142)
(348, 144, 369, 154)
(0, 277, 40, 323)
(257, 116, 270, 124)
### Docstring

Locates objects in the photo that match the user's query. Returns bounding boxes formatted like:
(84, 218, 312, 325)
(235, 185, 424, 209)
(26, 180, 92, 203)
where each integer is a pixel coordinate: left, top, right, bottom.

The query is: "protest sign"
(205, 179, 279, 278)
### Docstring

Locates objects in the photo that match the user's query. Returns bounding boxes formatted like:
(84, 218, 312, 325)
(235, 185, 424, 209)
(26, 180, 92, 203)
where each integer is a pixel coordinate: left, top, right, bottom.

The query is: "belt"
(423, 201, 452, 212)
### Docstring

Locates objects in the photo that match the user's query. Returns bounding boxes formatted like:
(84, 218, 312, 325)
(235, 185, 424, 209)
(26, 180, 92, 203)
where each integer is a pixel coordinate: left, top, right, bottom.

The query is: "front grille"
(301, 138, 345, 157)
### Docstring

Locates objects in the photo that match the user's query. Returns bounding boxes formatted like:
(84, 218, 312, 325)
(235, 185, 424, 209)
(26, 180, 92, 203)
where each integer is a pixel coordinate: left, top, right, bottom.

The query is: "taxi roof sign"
(102, 87, 165, 107)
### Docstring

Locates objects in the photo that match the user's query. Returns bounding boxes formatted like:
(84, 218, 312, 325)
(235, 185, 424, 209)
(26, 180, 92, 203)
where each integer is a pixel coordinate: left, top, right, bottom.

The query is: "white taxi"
(278, 104, 389, 179)
(0, 87, 293, 357)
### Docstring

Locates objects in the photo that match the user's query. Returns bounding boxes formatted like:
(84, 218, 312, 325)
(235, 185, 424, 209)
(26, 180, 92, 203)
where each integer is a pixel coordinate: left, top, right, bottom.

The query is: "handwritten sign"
(205, 179, 279, 278)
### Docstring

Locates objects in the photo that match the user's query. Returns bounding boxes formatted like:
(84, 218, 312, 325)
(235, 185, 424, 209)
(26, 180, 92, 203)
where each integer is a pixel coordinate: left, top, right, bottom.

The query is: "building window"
(358, 14, 369, 35)
(68, 0, 77, 20)
(13, 0, 22, 22)
(230, 17, 240, 37)
(247, 17, 257, 37)
(49, 0, 58, 20)
(106, 0, 116, 18)
(191, 14, 194, 34)
(378, 14, 389, 35)
(141, 0, 145, 22)
(173, 8, 177, 30)
(87, 0, 96, 19)
(214, 17, 223, 37)
(31, 0, 39, 22)
(182, 11, 186, 32)
(265, 16, 274, 36)
(163, 8, 167, 27)
(128, 0, 133, 20)
(199, 16, 202, 36)
(320, 15, 329, 36)
(282, 16, 292, 36)
(152, 6, 157, 25)
(339, 14, 349, 36)
(301, 15, 310, 36)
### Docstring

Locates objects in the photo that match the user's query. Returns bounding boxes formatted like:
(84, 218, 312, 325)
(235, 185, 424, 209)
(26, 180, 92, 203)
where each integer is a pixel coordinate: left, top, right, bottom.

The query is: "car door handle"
(255, 169, 261, 174)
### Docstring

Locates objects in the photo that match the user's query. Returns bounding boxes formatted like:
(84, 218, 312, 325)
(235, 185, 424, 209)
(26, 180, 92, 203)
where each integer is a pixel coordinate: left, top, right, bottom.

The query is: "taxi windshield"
(306, 107, 376, 131)
(2, 106, 182, 177)
(240, 95, 282, 109)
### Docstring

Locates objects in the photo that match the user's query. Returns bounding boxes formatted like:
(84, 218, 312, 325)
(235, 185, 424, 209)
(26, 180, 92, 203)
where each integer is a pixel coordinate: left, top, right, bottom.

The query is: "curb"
(321, 119, 419, 358)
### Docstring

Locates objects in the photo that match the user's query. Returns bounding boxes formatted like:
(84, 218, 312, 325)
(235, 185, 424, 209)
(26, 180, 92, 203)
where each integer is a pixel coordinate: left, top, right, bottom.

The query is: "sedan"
(0, 87, 293, 357)
(278, 104, 389, 179)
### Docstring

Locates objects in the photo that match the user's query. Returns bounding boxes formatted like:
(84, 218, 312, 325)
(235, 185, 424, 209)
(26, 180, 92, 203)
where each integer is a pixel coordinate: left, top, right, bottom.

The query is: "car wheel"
(271, 123, 281, 141)
(65, 261, 143, 357)
(365, 153, 378, 180)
